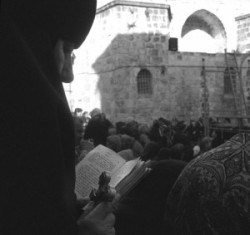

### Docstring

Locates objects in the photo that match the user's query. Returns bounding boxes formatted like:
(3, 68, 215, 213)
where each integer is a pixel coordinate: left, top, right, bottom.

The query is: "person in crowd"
(120, 134, 144, 158)
(149, 118, 173, 148)
(164, 133, 250, 234)
(186, 119, 203, 145)
(90, 108, 102, 118)
(172, 121, 190, 147)
(82, 111, 91, 128)
(120, 134, 136, 151)
(74, 108, 83, 117)
(138, 124, 151, 147)
(108, 127, 117, 136)
(106, 135, 122, 153)
(123, 119, 140, 140)
(155, 147, 172, 161)
(141, 141, 161, 161)
(118, 149, 135, 161)
(84, 110, 113, 147)
(115, 121, 127, 135)
(199, 136, 213, 154)
(181, 146, 196, 162)
(115, 158, 187, 235)
(1, 1, 116, 234)
(193, 144, 201, 157)
(211, 129, 225, 148)
(73, 116, 84, 163)
(170, 143, 185, 160)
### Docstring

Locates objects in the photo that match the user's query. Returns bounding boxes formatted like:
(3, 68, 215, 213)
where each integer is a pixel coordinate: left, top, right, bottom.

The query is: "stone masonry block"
(146, 43, 154, 48)
(151, 56, 163, 64)
(151, 49, 159, 56)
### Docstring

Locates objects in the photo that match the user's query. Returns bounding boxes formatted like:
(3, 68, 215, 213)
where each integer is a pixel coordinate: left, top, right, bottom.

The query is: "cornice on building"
(96, 0, 172, 21)
(235, 13, 250, 21)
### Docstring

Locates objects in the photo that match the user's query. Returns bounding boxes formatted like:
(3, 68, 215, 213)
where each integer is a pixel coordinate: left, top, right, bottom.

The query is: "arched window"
(224, 67, 235, 94)
(137, 69, 153, 95)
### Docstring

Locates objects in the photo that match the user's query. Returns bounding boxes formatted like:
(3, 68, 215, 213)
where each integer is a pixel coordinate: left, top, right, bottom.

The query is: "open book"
(75, 145, 151, 199)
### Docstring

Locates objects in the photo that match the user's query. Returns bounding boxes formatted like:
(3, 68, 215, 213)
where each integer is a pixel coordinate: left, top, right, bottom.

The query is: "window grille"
(137, 69, 153, 95)
(224, 67, 235, 94)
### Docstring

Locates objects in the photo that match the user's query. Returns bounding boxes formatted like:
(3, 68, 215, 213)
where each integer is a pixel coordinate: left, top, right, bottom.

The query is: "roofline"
(235, 13, 250, 21)
(96, 0, 172, 21)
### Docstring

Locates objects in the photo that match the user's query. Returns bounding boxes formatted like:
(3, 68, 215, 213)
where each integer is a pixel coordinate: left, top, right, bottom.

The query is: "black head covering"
(2, 0, 97, 49)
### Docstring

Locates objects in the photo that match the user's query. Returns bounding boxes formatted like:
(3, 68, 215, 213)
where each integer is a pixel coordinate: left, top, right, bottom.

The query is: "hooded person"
(1, 1, 116, 234)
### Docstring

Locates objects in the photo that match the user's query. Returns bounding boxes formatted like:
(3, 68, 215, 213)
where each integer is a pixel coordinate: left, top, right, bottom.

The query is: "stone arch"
(181, 9, 227, 52)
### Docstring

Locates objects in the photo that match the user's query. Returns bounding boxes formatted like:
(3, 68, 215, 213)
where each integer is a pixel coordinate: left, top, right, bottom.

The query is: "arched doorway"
(180, 9, 227, 53)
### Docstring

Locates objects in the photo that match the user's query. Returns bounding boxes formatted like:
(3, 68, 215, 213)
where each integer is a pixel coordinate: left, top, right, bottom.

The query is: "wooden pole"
(202, 58, 209, 137)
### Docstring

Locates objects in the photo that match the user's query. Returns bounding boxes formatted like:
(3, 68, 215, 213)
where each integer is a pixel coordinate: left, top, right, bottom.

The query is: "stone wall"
(236, 14, 250, 53)
(67, 0, 250, 123)
(92, 31, 170, 122)
(93, 48, 243, 123)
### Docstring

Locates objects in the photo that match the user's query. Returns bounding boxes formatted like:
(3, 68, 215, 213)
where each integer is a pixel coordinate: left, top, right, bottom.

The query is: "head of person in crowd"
(119, 133, 143, 158)
(90, 108, 102, 119)
(199, 136, 213, 154)
(174, 120, 187, 133)
(108, 127, 117, 136)
(82, 111, 90, 119)
(193, 144, 201, 157)
(115, 121, 127, 134)
(84, 110, 113, 147)
(118, 149, 135, 161)
(74, 108, 83, 117)
(139, 133, 151, 147)
(138, 123, 150, 135)
(141, 141, 161, 161)
(170, 143, 185, 160)
(123, 119, 140, 139)
(138, 123, 151, 147)
(106, 135, 121, 153)
(82, 111, 90, 126)
(120, 134, 135, 150)
(132, 137, 144, 158)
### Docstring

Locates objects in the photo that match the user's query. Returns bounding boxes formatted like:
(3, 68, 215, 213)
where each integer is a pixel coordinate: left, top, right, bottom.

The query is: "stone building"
(65, 0, 250, 124)
(236, 13, 250, 53)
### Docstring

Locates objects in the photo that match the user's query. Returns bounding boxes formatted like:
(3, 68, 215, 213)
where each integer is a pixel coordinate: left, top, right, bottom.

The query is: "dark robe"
(115, 159, 187, 235)
(0, 0, 96, 233)
(165, 133, 250, 235)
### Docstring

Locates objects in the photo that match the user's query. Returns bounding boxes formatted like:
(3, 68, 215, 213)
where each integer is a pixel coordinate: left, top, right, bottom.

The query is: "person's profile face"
(54, 39, 75, 83)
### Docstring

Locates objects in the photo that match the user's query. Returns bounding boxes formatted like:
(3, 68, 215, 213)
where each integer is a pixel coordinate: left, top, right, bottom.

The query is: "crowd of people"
(73, 109, 231, 165)
(2, 0, 250, 234)
(72, 109, 250, 235)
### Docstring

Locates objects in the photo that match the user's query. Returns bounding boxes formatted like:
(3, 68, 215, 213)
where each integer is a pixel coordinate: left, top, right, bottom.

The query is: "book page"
(75, 145, 126, 198)
(117, 164, 150, 197)
(110, 158, 140, 188)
